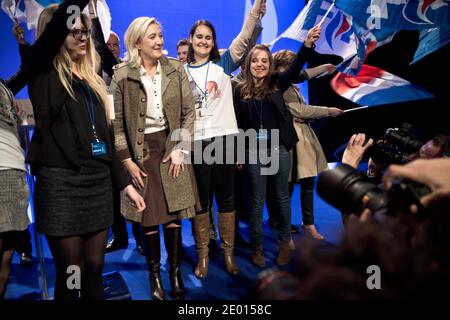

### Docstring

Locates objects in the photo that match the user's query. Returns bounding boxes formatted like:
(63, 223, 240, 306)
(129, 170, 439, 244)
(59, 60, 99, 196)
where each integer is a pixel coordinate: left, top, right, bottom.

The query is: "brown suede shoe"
(251, 246, 265, 268)
(276, 242, 291, 266)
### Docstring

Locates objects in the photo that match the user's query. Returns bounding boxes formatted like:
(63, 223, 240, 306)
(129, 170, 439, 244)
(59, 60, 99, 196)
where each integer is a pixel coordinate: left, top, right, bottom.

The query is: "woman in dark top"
(21, 0, 145, 300)
(233, 25, 321, 268)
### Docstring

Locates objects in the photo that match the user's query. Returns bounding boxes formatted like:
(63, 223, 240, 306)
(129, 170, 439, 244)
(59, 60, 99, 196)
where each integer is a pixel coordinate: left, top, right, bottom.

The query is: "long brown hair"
(187, 20, 220, 64)
(238, 44, 277, 99)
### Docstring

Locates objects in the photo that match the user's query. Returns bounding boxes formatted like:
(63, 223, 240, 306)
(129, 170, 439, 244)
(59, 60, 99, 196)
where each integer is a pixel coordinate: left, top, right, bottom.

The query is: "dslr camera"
(317, 163, 430, 218)
(366, 123, 423, 165)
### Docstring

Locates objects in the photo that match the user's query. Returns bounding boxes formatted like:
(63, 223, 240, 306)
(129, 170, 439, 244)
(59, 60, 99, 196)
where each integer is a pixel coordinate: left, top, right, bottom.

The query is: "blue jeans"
(245, 146, 292, 248)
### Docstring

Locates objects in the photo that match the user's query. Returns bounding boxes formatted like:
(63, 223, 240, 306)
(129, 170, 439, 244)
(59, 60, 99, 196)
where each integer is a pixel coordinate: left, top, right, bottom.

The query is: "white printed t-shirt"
(185, 50, 239, 141)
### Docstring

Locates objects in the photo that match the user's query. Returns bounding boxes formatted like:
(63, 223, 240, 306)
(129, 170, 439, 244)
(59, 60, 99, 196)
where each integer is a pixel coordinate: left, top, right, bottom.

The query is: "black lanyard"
(252, 98, 264, 129)
(187, 62, 210, 104)
(80, 81, 100, 143)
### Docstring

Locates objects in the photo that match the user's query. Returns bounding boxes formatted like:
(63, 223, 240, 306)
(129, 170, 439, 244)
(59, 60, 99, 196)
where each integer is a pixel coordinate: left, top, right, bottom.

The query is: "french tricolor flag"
(330, 64, 435, 106)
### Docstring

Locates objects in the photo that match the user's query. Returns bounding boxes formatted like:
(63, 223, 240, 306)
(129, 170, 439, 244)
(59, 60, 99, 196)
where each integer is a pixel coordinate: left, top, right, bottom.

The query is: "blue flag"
(335, 0, 450, 74)
(413, 26, 450, 63)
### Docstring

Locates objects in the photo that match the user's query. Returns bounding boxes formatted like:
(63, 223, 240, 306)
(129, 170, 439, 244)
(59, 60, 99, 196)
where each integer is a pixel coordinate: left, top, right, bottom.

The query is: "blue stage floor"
(4, 183, 344, 300)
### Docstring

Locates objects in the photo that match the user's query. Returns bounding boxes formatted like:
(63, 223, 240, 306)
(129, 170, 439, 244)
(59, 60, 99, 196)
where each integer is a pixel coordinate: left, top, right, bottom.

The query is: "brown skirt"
(141, 130, 199, 227)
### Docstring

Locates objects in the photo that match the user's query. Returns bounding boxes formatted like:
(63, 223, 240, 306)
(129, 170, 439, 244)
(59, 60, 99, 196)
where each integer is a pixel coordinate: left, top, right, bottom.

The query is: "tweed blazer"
(284, 85, 329, 180)
(111, 56, 197, 222)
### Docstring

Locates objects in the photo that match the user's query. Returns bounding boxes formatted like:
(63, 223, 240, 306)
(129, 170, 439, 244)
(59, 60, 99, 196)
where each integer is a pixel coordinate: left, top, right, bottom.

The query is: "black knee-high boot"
(164, 227, 185, 300)
(142, 232, 165, 300)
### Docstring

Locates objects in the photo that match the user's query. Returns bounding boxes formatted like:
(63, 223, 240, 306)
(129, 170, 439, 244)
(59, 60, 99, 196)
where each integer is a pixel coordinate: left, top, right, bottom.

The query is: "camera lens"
(317, 164, 388, 214)
(366, 143, 411, 164)
(385, 125, 423, 154)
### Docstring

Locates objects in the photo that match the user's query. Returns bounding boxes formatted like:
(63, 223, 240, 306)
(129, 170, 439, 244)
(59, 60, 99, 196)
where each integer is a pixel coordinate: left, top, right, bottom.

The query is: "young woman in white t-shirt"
(185, 0, 266, 279)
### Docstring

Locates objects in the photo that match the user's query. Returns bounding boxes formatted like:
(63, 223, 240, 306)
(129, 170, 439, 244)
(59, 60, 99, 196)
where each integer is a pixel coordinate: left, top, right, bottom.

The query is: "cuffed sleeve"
(284, 86, 330, 121)
(111, 76, 132, 162)
(229, 10, 261, 64)
(110, 126, 132, 190)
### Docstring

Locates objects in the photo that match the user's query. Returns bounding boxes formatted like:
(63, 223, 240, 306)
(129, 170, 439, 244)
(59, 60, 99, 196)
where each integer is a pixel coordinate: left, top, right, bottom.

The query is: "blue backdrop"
(0, 0, 306, 99)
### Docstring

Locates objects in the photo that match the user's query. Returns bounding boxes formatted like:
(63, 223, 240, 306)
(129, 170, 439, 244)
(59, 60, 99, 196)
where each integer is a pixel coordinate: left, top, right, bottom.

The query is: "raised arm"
(89, 1, 119, 78)
(228, 0, 266, 65)
(5, 69, 27, 95)
(12, 21, 29, 59)
(304, 64, 336, 79)
(278, 25, 321, 92)
(22, 0, 90, 74)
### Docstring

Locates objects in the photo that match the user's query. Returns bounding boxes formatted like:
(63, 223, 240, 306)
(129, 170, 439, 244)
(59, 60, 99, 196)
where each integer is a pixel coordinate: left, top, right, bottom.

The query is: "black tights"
(0, 233, 15, 299)
(289, 177, 316, 225)
(46, 228, 109, 300)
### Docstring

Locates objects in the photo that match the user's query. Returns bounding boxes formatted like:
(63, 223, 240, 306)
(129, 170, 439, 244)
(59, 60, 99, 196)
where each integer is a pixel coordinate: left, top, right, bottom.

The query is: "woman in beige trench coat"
(272, 50, 343, 240)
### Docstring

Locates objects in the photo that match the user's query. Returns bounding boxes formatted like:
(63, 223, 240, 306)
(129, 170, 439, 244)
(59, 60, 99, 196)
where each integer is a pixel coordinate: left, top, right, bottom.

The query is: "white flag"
(271, 0, 357, 61)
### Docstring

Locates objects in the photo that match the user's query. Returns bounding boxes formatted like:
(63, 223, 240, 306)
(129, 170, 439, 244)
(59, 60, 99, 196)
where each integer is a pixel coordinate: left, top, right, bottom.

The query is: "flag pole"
(268, 34, 283, 48)
(318, 1, 335, 27)
(7, 6, 15, 20)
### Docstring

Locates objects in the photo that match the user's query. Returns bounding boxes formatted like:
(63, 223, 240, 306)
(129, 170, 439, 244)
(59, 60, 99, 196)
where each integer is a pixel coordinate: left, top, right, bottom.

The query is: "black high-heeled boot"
(142, 232, 165, 300)
(164, 227, 185, 300)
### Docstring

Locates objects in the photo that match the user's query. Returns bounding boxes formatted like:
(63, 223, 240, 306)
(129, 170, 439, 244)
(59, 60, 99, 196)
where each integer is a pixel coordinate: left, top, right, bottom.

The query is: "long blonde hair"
(38, 8, 110, 120)
(124, 17, 161, 69)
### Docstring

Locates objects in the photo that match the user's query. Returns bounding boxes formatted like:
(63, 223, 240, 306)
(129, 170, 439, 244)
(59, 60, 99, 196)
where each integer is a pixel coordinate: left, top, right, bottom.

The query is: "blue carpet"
(4, 183, 344, 300)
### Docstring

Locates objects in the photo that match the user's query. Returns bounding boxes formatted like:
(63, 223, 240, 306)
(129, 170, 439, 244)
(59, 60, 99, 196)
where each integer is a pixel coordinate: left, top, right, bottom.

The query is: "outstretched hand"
(342, 133, 373, 168)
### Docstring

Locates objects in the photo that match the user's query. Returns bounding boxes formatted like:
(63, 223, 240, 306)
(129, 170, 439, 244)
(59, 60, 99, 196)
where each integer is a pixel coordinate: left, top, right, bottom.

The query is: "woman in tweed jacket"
(111, 17, 199, 300)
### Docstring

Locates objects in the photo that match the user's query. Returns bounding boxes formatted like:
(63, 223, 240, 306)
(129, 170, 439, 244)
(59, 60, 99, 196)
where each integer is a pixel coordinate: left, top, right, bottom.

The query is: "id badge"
(257, 129, 268, 141)
(91, 141, 107, 156)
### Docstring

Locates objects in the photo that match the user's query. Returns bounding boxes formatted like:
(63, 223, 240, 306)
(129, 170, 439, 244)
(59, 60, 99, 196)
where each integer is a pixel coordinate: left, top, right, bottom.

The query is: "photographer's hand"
(342, 133, 374, 168)
(383, 158, 450, 207)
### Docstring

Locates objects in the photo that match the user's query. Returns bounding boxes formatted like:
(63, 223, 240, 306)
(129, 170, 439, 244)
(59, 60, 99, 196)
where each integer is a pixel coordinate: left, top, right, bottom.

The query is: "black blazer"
(21, 0, 129, 189)
(233, 45, 314, 151)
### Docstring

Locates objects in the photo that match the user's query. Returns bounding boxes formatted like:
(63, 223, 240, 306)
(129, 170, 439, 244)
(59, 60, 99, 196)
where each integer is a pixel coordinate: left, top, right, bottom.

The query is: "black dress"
(34, 78, 115, 236)
(21, 0, 130, 237)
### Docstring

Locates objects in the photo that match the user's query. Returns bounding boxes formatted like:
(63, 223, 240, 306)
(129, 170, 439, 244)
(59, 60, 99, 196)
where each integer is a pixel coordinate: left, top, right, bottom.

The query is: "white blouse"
(140, 63, 168, 134)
